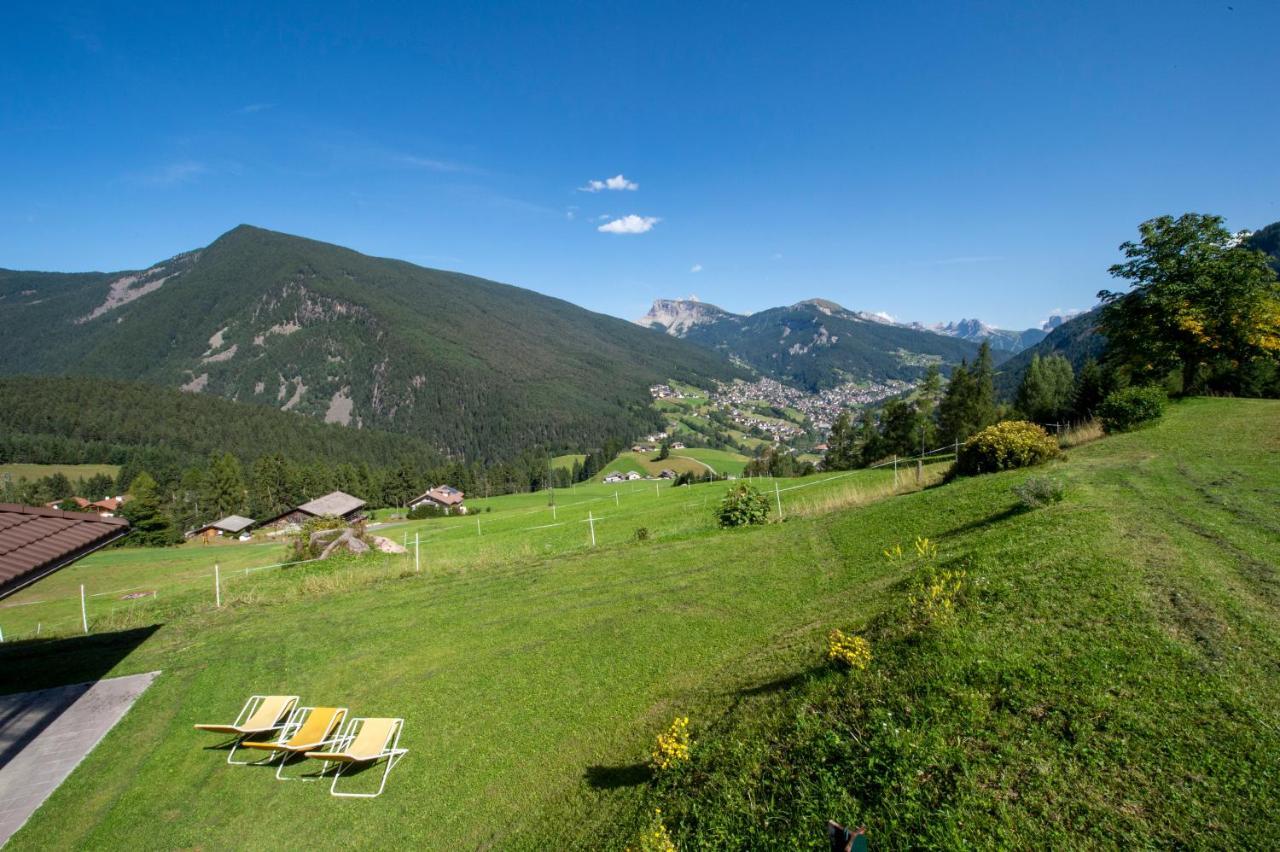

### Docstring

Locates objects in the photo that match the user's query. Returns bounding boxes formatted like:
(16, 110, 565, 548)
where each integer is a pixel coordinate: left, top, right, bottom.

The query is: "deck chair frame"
(308, 716, 408, 798)
(194, 694, 299, 765)
(243, 705, 349, 780)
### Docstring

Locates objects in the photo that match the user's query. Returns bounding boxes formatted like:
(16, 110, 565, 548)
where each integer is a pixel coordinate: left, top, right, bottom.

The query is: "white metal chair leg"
(330, 750, 407, 798)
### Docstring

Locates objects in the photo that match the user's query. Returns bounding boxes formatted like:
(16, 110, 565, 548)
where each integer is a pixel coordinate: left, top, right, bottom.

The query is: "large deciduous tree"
(1099, 213, 1280, 394)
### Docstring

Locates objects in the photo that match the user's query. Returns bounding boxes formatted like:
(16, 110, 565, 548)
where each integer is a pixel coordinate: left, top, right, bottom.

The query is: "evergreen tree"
(823, 411, 860, 471)
(122, 472, 177, 546)
(203, 452, 246, 519)
(1016, 354, 1076, 423)
(1072, 359, 1110, 419)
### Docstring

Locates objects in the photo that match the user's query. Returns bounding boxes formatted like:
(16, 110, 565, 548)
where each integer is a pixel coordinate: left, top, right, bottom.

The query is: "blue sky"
(2, 1, 1277, 330)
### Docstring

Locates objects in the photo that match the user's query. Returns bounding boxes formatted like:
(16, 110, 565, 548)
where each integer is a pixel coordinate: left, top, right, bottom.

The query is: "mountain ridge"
(0, 225, 742, 460)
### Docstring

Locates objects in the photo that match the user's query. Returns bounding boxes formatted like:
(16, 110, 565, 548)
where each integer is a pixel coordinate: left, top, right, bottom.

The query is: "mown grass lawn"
(1, 399, 1276, 849)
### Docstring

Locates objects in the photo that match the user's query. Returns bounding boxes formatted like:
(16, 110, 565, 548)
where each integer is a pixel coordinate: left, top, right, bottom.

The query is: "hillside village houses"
(43, 495, 128, 518)
(602, 471, 644, 484)
(409, 485, 466, 514)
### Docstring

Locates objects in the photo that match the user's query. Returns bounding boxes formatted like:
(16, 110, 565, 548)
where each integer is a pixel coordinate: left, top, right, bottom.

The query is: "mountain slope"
(0, 226, 741, 459)
(638, 298, 983, 391)
(994, 307, 1105, 396)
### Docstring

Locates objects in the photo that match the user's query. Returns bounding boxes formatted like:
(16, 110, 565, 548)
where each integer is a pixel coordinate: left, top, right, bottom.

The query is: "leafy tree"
(122, 472, 178, 546)
(1099, 213, 1280, 394)
(1015, 354, 1075, 423)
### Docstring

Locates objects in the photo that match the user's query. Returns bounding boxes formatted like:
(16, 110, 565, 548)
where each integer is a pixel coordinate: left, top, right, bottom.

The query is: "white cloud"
(238, 103, 274, 114)
(579, 173, 639, 192)
(690, 263, 703, 273)
(597, 214, 660, 235)
(566, 205, 578, 220)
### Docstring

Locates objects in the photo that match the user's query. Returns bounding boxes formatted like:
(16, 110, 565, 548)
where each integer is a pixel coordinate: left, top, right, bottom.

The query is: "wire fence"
(0, 451, 957, 644)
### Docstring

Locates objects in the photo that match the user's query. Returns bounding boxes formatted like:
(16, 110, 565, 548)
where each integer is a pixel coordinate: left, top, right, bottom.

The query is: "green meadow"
(1, 399, 1276, 849)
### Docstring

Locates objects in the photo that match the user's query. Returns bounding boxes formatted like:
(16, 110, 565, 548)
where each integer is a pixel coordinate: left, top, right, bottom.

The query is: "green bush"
(954, 421, 1060, 476)
(716, 483, 771, 528)
(407, 503, 447, 520)
(1097, 385, 1167, 433)
(1012, 476, 1066, 510)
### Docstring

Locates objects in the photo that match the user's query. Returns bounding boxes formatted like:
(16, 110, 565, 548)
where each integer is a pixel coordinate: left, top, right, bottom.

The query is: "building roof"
(411, 485, 465, 507)
(296, 490, 366, 517)
(203, 514, 256, 534)
(0, 504, 130, 600)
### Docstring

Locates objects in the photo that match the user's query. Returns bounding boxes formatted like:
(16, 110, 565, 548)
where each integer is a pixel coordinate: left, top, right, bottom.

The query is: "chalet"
(669, 442, 686, 450)
(409, 485, 466, 514)
(189, 514, 256, 542)
(602, 472, 626, 484)
(631, 445, 651, 453)
(659, 469, 677, 479)
(44, 497, 91, 510)
(625, 471, 643, 481)
(261, 490, 367, 530)
(90, 497, 125, 517)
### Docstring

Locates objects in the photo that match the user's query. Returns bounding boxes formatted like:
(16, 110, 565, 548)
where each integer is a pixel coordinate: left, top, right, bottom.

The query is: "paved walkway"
(0, 671, 159, 846)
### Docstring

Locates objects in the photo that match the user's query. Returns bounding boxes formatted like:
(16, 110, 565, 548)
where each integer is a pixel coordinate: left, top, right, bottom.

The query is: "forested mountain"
(993, 308, 1105, 397)
(0, 226, 740, 460)
(637, 298, 983, 391)
(1245, 222, 1280, 275)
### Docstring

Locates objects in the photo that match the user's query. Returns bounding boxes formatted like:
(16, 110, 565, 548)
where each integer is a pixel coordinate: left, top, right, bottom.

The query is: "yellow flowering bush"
(914, 536, 937, 560)
(908, 568, 967, 627)
(954, 421, 1060, 476)
(882, 543, 904, 564)
(628, 809, 677, 852)
(826, 629, 872, 670)
(651, 716, 691, 771)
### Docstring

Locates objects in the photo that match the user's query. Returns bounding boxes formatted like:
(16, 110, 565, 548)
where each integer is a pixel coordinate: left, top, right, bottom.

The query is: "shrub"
(1097, 385, 1167, 433)
(826, 629, 872, 670)
(630, 809, 677, 852)
(954, 421, 1060, 476)
(908, 567, 967, 627)
(406, 503, 447, 520)
(716, 483, 771, 528)
(633, 526, 650, 542)
(1012, 476, 1066, 510)
(650, 717, 691, 771)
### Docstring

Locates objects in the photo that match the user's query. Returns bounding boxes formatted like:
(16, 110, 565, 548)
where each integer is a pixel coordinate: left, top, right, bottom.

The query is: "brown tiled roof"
(0, 504, 130, 600)
(410, 485, 464, 507)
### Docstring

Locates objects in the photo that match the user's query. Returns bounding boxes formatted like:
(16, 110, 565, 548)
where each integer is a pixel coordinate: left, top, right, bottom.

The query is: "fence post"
(214, 563, 222, 608)
(477, 517, 482, 537)
(615, 491, 619, 507)
(414, 532, 420, 573)
(0, 625, 4, 643)
(80, 584, 88, 633)
(893, 455, 899, 488)
(774, 481, 784, 520)
(587, 511, 597, 547)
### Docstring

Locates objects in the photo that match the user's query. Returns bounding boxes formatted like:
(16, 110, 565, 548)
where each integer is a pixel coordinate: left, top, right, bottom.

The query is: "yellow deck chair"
(193, 694, 299, 764)
(303, 717, 408, 798)
(240, 706, 348, 779)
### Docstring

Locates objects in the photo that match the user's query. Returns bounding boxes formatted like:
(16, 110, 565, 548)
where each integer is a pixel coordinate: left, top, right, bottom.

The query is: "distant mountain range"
(637, 298, 986, 391)
(0, 225, 739, 460)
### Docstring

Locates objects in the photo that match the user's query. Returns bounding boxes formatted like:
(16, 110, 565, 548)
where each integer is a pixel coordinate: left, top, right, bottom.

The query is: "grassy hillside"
(0, 462, 120, 485)
(0, 225, 741, 460)
(1, 399, 1276, 849)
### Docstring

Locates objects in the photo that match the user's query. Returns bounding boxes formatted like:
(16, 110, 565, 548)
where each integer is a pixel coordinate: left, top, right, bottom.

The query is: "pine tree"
(1072, 359, 1109, 419)
(823, 411, 860, 470)
(203, 452, 246, 519)
(122, 472, 177, 546)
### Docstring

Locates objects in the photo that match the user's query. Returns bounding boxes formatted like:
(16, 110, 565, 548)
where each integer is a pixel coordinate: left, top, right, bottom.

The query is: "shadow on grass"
(0, 624, 161, 696)
(938, 505, 1023, 539)
(735, 666, 824, 697)
(585, 763, 652, 789)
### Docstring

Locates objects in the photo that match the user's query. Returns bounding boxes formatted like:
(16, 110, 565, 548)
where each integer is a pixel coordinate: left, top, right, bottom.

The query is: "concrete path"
(0, 671, 159, 846)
